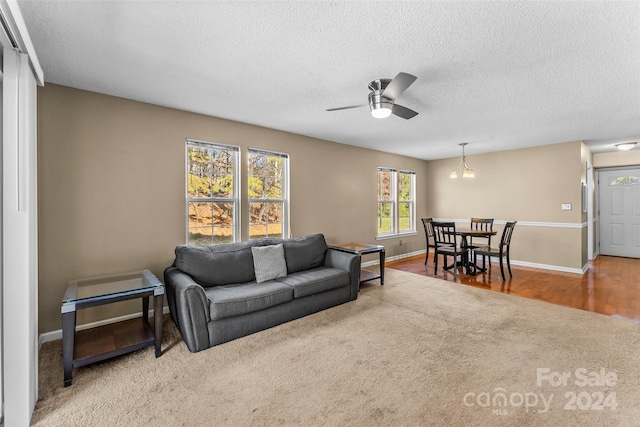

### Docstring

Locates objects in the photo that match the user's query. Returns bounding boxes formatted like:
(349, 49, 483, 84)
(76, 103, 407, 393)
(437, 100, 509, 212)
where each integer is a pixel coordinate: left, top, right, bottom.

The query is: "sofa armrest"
(324, 249, 361, 300)
(164, 266, 211, 353)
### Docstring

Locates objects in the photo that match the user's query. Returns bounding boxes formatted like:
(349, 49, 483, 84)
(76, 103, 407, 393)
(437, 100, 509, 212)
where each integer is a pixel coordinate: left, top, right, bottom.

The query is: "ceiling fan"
(326, 72, 418, 119)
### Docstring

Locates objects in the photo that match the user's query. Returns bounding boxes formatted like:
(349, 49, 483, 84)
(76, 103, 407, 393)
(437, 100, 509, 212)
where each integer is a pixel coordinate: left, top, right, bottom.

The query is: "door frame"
(595, 166, 640, 258)
(0, 3, 43, 425)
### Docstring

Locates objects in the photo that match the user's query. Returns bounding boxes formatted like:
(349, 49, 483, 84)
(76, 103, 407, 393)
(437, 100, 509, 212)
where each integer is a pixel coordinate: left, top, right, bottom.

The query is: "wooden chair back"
(471, 217, 494, 231)
(421, 218, 435, 265)
(421, 218, 434, 238)
(470, 217, 494, 247)
(432, 221, 457, 247)
(499, 221, 517, 254)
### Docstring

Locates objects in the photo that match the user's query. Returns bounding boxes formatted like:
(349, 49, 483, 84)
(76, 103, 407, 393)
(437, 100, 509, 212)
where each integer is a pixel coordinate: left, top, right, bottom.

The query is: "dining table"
(453, 228, 498, 275)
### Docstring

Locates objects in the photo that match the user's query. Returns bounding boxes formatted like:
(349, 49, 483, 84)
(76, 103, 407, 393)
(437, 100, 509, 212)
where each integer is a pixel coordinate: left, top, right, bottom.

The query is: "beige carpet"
(32, 269, 640, 426)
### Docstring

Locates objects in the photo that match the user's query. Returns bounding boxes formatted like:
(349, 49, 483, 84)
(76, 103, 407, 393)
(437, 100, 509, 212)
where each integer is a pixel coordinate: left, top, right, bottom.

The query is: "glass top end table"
(62, 270, 163, 310)
(61, 270, 164, 387)
(329, 242, 385, 285)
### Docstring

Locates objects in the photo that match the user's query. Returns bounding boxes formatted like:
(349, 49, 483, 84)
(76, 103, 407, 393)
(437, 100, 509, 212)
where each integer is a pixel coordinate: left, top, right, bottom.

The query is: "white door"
(599, 168, 640, 258)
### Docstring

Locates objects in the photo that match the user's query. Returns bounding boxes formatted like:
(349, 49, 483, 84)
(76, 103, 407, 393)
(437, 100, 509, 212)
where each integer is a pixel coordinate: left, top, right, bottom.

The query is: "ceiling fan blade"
(382, 72, 417, 101)
(326, 104, 367, 112)
(392, 104, 419, 119)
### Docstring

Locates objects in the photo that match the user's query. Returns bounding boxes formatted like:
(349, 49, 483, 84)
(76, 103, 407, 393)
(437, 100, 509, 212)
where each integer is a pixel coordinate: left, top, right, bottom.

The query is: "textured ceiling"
(17, 0, 640, 160)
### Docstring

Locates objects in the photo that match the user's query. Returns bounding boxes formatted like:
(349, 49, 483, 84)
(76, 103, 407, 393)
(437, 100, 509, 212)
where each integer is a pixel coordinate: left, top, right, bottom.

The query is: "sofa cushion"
(251, 244, 288, 283)
(282, 234, 327, 274)
(205, 281, 293, 320)
(174, 242, 256, 287)
(276, 267, 349, 299)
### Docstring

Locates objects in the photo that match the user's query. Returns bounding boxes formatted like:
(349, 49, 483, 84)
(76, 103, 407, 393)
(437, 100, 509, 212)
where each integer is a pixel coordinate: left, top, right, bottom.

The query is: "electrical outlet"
(561, 203, 572, 211)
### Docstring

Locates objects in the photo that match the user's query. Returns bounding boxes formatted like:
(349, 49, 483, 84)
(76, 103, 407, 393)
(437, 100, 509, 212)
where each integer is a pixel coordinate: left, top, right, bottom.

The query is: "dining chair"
(432, 221, 468, 280)
(473, 221, 517, 281)
(470, 217, 494, 270)
(421, 218, 434, 265)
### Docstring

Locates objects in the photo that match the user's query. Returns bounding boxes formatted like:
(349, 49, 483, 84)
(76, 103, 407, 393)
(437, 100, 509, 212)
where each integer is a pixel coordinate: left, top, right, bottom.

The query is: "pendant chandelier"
(450, 143, 475, 179)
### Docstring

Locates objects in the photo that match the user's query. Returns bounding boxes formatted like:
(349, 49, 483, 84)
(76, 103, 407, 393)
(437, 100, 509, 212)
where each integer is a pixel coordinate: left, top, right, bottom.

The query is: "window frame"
(377, 167, 397, 237)
(247, 147, 290, 240)
(398, 170, 416, 234)
(376, 167, 417, 239)
(185, 139, 240, 245)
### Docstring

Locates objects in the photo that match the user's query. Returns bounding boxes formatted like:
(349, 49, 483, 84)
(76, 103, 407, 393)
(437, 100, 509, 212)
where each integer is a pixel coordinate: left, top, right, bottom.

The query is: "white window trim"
(376, 231, 419, 241)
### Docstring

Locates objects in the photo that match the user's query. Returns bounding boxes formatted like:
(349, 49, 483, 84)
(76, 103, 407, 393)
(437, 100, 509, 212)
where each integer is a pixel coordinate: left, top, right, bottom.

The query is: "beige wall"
(593, 150, 640, 168)
(425, 141, 587, 270)
(38, 84, 428, 333)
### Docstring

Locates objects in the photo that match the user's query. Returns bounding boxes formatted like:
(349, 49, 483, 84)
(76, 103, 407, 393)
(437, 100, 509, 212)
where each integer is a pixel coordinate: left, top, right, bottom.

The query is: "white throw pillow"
(251, 244, 288, 283)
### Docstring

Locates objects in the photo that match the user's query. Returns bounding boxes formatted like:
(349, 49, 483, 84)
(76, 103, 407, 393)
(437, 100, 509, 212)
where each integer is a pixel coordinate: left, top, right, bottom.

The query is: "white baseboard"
(361, 249, 426, 267)
(504, 260, 586, 275)
(38, 306, 171, 346)
(363, 248, 587, 275)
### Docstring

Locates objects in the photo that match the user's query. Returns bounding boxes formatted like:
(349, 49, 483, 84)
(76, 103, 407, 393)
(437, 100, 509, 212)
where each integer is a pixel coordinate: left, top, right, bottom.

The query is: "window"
(377, 168, 395, 235)
(398, 170, 416, 233)
(377, 167, 416, 237)
(248, 148, 289, 239)
(609, 176, 640, 186)
(186, 140, 239, 245)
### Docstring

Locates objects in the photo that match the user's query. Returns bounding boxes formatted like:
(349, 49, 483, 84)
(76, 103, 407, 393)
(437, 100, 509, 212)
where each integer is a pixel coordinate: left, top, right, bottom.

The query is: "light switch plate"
(561, 203, 572, 211)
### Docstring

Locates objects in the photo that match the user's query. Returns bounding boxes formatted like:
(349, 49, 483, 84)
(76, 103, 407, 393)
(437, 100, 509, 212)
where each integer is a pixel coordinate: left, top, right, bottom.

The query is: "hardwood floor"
(385, 252, 640, 322)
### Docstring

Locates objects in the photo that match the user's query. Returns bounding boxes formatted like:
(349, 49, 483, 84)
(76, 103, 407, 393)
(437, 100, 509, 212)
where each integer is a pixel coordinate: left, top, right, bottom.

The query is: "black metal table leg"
(154, 294, 163, 357)
(142, 295, 149, 324)
(62, 310, 76, 387)
(379, 249, 385, 285)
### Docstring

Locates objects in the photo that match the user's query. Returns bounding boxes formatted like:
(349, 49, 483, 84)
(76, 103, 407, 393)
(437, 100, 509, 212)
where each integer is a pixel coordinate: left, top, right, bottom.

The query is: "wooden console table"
(329, 242, 385, 285)
(61, 270, 164, 386)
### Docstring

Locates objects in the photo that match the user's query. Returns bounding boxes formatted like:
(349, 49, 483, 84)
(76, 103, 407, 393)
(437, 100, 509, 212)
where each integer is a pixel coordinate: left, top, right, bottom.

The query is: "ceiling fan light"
(615, 142, 637, 151)
(368, 89, 394, 119)
(371, 105, 392, 119)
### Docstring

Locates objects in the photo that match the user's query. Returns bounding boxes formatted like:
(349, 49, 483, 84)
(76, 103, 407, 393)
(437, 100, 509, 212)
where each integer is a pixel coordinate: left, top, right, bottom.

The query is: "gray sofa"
(164, 234, 360, 353)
